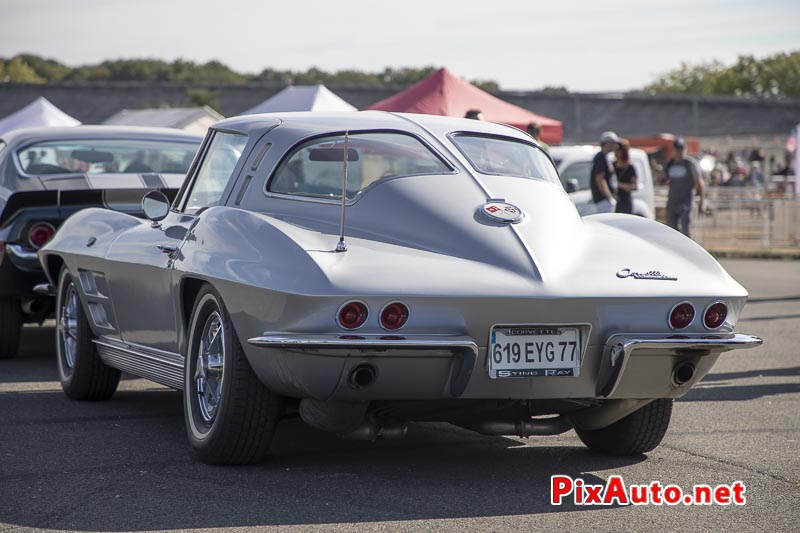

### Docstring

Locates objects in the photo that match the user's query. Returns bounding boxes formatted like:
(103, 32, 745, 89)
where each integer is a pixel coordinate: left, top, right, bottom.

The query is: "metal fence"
(654, 186, 800, 255)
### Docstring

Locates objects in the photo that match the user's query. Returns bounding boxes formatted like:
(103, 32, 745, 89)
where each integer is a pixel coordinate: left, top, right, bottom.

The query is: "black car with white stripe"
(0, 125, 201, 358)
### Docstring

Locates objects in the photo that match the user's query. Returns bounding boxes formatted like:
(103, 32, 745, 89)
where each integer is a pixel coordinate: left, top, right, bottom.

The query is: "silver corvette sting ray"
(39, 112, 762, 464)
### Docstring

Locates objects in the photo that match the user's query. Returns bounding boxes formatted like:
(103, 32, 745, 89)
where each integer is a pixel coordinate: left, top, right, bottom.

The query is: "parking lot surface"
(1, 258, 798, 532)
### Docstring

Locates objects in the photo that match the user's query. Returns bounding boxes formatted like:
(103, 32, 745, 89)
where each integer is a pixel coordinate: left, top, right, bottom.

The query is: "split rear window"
(17, 139, 200, 176)
(451, 134, 559, 184)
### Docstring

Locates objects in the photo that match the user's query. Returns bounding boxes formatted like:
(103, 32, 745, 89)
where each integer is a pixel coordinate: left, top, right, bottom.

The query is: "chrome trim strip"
(248, 333, 478, 354)
(94, 338, 184, 390)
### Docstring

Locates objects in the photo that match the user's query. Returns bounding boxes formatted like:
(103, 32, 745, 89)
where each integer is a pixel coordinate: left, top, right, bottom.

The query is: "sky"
(1, 0, 798, 92)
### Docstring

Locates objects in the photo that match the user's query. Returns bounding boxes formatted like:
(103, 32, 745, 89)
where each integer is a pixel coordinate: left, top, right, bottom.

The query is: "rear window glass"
(269, 132, 452, 201)
(451, 134, 559, 184)
(17, 139, 200, 175)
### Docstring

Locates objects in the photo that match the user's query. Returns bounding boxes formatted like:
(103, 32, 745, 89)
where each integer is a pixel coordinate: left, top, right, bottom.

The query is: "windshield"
(451, 134, 559, 184)
(269, 132, 453, 201)
(17, 138, 200, 175)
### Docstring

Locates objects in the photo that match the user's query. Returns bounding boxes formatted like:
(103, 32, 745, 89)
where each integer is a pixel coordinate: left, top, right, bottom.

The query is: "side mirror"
(566, 179, 579, 193)
(142, 190, 170, 222)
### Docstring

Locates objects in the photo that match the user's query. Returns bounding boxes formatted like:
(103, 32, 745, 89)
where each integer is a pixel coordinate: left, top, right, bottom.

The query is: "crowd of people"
(650, 146, 795, 189)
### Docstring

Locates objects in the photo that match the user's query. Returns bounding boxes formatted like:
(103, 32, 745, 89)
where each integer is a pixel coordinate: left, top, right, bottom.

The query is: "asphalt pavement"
(1, 258, 798, 532)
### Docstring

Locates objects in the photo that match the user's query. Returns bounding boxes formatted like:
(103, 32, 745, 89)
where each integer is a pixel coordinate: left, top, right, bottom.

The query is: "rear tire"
(183, 285, 282, 465)
(56, 268, 120, 400)
(0, 298, 23, 358)
(575, 398, 673, 455)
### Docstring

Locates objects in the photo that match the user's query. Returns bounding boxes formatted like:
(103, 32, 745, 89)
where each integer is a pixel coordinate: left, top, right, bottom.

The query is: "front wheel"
(56, 268, 120, 400)
(0, 298, 23, 358)
(183, 285, 282, 465)
(575, 398, 673, 455)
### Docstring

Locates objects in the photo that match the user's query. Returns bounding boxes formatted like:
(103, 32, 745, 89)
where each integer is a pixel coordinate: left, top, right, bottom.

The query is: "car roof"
(1, 125, 203, 146)
(549, 144, 649, 164)
(212, 110, 536, 146)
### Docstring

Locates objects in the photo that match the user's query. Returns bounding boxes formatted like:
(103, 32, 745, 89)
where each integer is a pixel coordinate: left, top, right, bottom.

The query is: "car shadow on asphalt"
(3, 326, 649, 529)
(679, 382, 800, 401)
(678, 365, 800, 402)
(1, 395, 643, 529)
(700, 366, 800, 381)
(2, 417, 641, 531)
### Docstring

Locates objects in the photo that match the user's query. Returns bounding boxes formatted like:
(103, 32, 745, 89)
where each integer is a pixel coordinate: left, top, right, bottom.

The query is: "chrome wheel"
(58, 281, 79, 376)
(195, 310, 225, 424)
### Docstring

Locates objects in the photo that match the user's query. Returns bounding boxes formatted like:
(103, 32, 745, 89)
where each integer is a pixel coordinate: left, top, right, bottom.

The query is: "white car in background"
(550, 145, 655, 219)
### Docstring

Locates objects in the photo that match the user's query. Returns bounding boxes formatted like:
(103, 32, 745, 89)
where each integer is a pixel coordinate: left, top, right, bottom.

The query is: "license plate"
(489, 326, 582, 378)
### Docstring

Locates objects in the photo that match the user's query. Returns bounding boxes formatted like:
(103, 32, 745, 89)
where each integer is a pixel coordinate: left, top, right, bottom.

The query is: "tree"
(645, 51, 800, 98)
(18, 54, 71, 81)
(185, 88, 219, 111)
(0, 57, 46, 83)
(0, 54, 503, 90)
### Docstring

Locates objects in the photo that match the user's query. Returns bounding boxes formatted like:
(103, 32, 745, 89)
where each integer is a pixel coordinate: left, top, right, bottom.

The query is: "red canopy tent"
(367, 68, 563, 144)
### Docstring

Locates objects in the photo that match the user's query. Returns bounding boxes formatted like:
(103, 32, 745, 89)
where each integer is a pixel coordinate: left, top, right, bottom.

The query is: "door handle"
(157, 244, 178, 255)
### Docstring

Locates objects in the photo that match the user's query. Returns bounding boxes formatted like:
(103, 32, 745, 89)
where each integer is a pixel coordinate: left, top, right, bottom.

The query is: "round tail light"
(337, 301, 368, 330)
(28, 222, 56, 249)
(380, 302, 409, 330)
(704, 302, 728, 329)
(669, 302, 695, 330)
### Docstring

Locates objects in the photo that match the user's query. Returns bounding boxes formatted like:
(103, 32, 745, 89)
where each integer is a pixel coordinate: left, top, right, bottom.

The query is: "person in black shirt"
(614, 138, 638, 214)
(665, 138, 705, 236)
(590, 131, 621, 213)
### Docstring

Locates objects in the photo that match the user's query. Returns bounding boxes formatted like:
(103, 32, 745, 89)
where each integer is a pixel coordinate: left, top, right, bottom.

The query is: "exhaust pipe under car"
(21, 298, 43, 315)
(458, 415, 574, 438)
(348, 363, 377, 389)
(672, 361, 696, 387)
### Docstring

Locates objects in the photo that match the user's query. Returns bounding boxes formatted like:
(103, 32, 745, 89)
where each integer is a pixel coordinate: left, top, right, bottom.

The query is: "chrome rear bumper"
(6, 244, 42, 272)
(598, 333, 763, 397)
(246, 331, 762, 401)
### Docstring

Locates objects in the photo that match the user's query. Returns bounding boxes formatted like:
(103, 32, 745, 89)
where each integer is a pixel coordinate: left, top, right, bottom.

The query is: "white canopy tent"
(0, 97, 81, 135)
(243, 84, 356, 114)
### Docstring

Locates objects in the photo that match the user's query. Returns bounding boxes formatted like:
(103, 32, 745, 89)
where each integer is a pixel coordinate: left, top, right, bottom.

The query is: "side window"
(269, 132, 452, 201)
(560, 161, 592, 192)
(184, 132, 248, 214)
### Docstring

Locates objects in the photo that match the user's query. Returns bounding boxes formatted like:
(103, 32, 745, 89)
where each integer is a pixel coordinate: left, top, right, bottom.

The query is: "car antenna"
(335, 130, 349, 253)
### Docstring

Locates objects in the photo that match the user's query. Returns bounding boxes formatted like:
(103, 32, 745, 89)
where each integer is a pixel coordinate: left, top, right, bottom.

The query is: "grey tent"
(103, 106, 223, 135)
